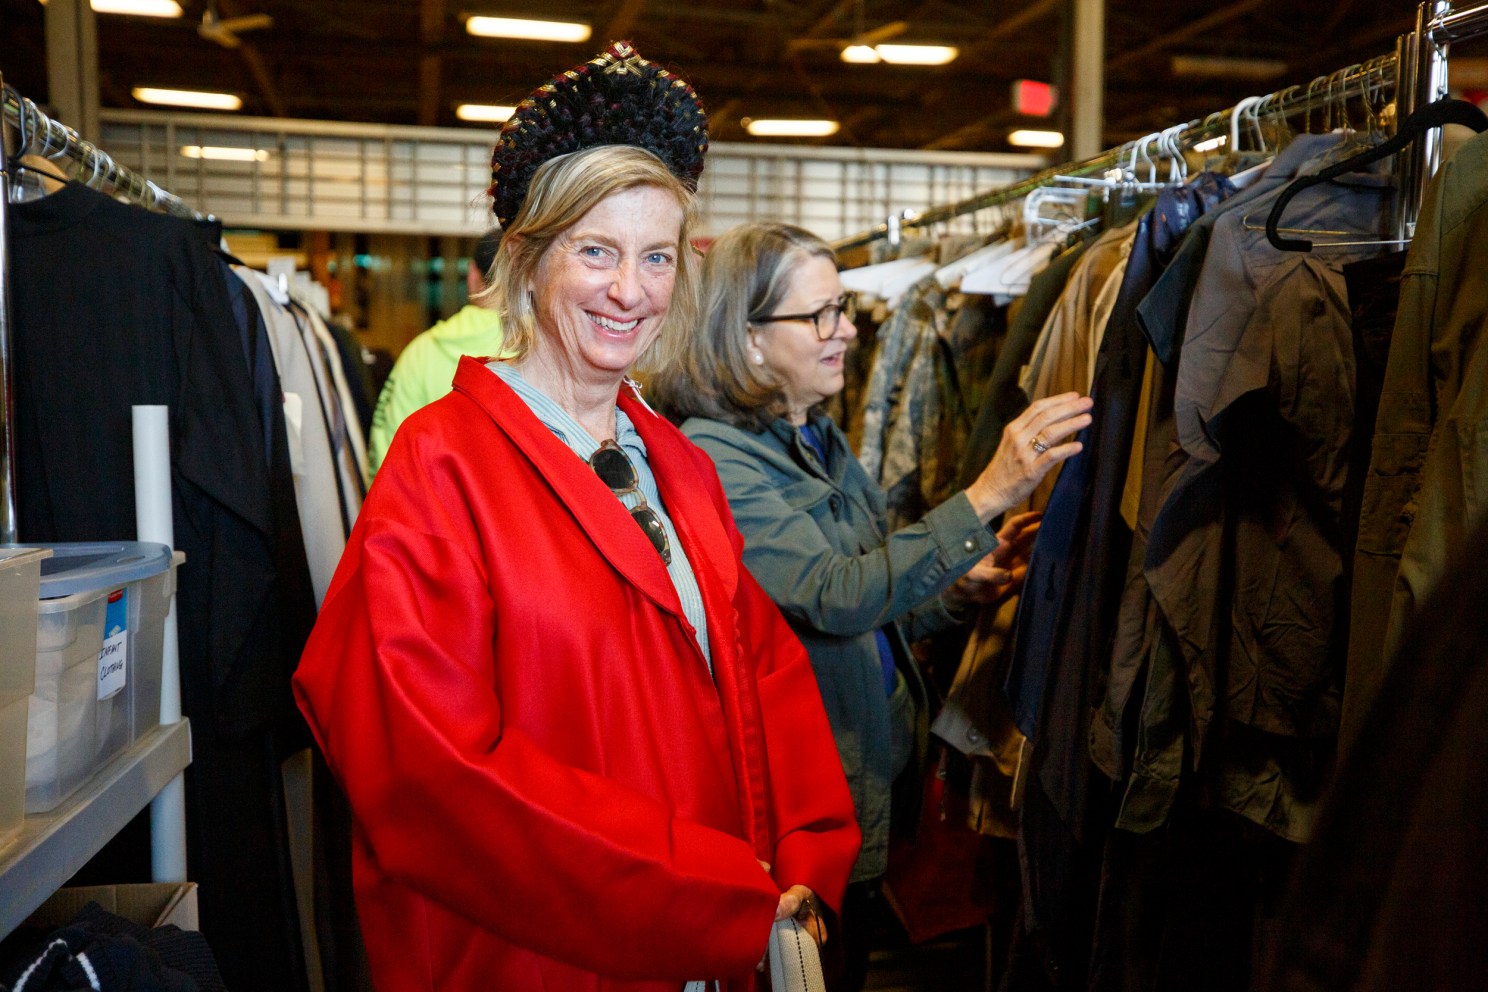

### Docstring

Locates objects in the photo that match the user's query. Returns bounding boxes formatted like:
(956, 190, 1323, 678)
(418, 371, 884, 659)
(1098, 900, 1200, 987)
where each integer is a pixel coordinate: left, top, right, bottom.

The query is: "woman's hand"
(965, 392, 1093, 524)
(776, 885, 827, 947)
(943, 511, 1041, 611)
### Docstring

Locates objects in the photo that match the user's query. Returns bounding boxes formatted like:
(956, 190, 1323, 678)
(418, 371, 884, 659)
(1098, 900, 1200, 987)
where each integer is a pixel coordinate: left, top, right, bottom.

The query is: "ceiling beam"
(599, 0, 648, 43)
(418, 0, 446, 125)
(802, 0, 856, 38)
(218, 0, 288, 117)
(1105, 0, 1269, 74)
(920, 108, 1018, 150)
(955, 0, 1060, 66)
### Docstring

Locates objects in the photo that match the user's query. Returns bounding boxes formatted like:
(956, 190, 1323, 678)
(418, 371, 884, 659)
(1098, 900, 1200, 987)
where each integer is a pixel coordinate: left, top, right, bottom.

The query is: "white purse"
(766, 914, 827, 992)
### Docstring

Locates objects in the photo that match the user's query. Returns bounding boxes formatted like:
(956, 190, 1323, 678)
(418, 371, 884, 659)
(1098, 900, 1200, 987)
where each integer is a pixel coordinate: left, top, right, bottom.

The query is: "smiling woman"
(291, 42, 861, 992)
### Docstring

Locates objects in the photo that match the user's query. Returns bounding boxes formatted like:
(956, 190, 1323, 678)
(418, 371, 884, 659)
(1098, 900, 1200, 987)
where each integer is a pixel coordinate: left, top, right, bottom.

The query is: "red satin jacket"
(294, 357, 859, 991)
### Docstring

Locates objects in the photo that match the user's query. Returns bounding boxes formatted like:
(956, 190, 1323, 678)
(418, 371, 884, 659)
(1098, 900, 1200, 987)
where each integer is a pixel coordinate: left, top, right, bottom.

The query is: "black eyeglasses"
(755, 294, 857, 340)
(589, 440, 672, 565)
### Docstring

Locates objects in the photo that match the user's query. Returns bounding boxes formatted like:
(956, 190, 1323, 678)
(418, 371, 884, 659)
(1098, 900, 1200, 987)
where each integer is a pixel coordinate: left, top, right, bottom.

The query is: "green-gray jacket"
(683, 413, 998, 881)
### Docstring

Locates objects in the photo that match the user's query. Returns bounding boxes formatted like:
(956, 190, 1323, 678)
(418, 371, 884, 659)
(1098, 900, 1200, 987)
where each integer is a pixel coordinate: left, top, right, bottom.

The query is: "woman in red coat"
(293, 43, 859, 991)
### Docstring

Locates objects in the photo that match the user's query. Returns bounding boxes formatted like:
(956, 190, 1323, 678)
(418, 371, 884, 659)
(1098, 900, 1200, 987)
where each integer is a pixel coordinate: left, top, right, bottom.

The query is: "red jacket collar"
(451, 357, 737, 622)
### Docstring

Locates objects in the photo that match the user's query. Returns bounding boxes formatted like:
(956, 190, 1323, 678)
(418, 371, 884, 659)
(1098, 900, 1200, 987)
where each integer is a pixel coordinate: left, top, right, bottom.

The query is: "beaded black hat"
(488, 41, 709, 229)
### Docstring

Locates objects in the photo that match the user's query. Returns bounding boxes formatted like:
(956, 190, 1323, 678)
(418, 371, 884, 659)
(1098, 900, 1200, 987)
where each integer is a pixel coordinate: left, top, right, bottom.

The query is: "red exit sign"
(1012, 79, 1057, 117)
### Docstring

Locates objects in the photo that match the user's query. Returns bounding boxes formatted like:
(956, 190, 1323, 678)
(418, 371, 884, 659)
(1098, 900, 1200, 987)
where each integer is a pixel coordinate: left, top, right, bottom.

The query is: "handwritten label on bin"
(97, 588, 129, 701)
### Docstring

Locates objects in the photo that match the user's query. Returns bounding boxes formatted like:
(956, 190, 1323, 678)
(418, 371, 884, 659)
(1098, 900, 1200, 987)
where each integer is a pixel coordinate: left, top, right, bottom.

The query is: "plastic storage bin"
(0, 548, 49, 852)
(25, 543, 174, 814)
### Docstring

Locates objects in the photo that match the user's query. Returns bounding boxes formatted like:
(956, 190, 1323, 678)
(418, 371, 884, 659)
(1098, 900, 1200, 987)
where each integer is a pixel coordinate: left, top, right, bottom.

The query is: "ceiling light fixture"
(840, 45, 881, 64)
(744, 118, 841, 138)
(465, 15, 591, 43)
(38, 0, 183, 15)
(872, 44, 958, 66)
(456, 104, 518, 122)
(180, 145, 269, 161)
(1008, 129, 1065, 148)
(132, 87, 243, 110)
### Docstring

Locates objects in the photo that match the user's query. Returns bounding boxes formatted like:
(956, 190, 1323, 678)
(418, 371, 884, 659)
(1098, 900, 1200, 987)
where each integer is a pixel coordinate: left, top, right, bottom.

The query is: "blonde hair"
(480, 144, 700, 374)
(652, 222, 836, 431)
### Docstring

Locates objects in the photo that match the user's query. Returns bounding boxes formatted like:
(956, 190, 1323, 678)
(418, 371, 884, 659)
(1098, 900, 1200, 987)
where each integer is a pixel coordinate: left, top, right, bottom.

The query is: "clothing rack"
(831, 0, 1488, 253)
(0, 79, 211, 544)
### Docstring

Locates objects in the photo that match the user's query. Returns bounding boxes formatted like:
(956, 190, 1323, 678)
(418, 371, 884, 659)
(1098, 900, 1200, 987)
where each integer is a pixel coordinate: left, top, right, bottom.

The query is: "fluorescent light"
(38, 0, 183, 14)
(840, 45, 881, 64)
(1008, 129, 1065, 148)
(465, 15, 591, 42)
(180, 145, 269, 162)
(874, 44, 958, 66)
(744, 119, 841, 138)
(1192, 135, 1227, 153)
(133, 87, 242, 110)
(456, 104, 517, 122)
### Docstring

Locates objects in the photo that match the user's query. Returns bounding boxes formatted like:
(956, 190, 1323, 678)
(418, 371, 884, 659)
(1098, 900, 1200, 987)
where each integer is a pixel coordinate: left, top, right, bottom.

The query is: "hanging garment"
(1017, 221, 1139, 513)
(956, 239, 1094, 491)
(1335, 249, 1408, 652)
(1261, 506, 1488, 992)
(1012, 173, 1235, 749)
(1344, 127, 1488, 747)
(233, 268, 352, 604)
(855, 275, 945, 493)
(8, 181, 318, 992)
(1000, 177, 1236, 992)
(276, 281, 372, 501)
(1103, 131, 1385, 837)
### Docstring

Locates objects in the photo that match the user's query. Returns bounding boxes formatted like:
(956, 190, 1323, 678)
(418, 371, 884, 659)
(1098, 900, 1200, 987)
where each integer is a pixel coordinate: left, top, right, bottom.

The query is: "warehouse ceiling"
(0, 0, 1456, 154)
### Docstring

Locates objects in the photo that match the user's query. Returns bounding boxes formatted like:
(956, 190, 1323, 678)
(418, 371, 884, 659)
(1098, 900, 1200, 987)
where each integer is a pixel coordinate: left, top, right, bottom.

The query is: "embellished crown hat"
(488, 41, 709, 229)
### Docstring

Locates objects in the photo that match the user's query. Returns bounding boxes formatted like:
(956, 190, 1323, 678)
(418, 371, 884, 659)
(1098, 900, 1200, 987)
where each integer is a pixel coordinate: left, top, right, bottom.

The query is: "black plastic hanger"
(1265, 97, 1488, 252)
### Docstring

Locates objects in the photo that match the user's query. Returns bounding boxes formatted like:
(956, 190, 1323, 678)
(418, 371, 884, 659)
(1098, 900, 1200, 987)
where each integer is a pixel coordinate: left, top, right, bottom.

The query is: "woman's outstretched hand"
(965, 392, 1093, 524)
(943, 511, 1042, 611)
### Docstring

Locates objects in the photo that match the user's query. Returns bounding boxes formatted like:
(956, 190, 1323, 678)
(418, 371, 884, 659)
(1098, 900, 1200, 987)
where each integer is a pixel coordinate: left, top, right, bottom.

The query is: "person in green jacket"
(368, 230, 505, 476)
(654, 222, 1091, 991)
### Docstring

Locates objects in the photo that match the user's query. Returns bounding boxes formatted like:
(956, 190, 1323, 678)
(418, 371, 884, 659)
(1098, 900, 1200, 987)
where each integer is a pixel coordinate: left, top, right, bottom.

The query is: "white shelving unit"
(0, 719, 192, 936)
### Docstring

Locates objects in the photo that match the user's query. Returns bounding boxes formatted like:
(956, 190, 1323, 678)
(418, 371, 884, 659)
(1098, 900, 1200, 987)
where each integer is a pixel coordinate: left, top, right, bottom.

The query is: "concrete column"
(1070, 0, 1105, 159)
(45, 0, 101, 141)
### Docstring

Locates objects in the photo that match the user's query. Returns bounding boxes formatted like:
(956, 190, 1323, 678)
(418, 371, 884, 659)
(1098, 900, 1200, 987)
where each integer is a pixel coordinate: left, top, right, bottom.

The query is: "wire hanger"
(1265, 96, 1488, 252)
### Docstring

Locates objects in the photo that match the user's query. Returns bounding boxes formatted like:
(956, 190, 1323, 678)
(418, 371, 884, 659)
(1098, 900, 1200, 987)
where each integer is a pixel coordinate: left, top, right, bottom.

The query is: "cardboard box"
(24, 881, 198, 931)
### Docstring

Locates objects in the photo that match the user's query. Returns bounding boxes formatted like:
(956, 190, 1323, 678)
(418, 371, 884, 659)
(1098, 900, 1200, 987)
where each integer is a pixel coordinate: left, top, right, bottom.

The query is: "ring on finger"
(1030, 435, 1049, 454)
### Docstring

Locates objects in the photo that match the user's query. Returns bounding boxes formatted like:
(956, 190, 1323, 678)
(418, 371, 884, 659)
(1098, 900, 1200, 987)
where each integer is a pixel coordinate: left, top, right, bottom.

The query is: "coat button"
(829, 494, 843, 514)
(963, 538, 976, 552)
(967, 728, 983, 745)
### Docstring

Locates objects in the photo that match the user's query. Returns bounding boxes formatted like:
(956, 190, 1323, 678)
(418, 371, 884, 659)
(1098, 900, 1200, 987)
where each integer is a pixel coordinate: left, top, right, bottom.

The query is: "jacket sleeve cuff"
(923, 491, 999, 567)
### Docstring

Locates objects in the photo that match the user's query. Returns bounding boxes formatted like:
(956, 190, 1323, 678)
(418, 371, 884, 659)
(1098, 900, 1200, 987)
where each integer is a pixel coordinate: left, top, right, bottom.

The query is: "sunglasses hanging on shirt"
(589, 440, 673, 565)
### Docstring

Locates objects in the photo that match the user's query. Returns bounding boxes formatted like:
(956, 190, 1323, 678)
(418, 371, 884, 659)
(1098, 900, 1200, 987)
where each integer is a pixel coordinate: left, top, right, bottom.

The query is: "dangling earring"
(752, 351, 765, 365)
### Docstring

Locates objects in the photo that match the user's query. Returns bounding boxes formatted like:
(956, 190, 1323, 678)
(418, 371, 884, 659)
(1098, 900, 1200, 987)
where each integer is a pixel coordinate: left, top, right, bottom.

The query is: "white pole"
(133, 405, 187, 883)
(1071, 0, 1106, 161)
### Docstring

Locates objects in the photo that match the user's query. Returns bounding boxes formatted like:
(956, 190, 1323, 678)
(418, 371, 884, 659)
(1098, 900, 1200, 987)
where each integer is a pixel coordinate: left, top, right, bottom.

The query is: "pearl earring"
(752, 351, 765, 365)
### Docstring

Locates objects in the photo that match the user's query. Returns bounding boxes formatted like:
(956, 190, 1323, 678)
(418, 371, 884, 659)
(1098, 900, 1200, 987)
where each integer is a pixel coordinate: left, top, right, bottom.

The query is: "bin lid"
(29, 542, 174, 599)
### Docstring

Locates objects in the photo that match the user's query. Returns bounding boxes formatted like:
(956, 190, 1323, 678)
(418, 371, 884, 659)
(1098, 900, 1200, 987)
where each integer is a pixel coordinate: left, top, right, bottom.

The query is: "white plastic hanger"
(839, 253, 935, 304)
(934, 238, 1016, 289)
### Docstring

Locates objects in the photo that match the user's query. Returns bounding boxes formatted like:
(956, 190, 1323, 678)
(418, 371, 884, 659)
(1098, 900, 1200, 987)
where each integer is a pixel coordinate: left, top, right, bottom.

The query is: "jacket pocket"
(778, 476, 839, 530)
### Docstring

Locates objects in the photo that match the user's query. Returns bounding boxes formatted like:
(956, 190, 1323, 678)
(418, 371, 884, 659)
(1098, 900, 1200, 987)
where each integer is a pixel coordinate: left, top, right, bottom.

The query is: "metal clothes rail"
(831, 0, 1488, 253)
(2, 85, 208, 223)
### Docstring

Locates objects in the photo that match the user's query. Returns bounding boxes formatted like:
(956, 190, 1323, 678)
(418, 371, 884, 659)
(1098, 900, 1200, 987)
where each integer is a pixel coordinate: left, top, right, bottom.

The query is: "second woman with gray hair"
(655, 221, 1092, 989)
